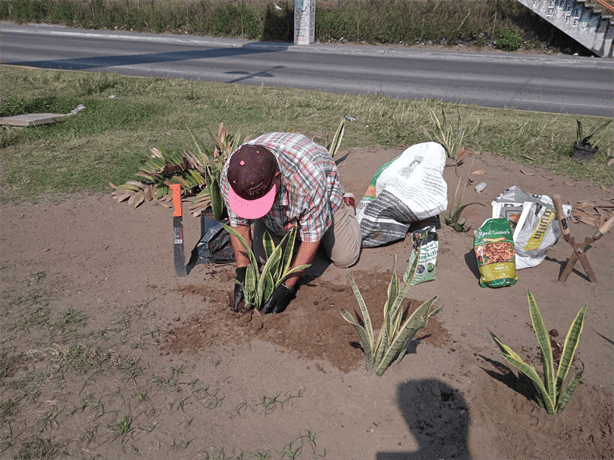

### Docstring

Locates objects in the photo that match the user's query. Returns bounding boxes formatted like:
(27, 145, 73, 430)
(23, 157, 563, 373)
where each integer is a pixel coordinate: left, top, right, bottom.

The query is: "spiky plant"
(341, 255, 440, 376)
(110, 122, 248, 219)
(425, 108, 464, 160)
(575, 119, 612, 149)
(220, 224, 309, 310)
(493, 290, 586, 414)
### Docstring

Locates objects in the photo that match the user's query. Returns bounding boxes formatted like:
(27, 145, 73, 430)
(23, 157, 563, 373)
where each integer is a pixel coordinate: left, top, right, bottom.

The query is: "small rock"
(173, 317, 181, 322)
(549, 329, 559, 337)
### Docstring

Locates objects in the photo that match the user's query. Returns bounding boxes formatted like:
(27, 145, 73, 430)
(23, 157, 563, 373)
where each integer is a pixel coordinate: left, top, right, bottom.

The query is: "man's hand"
(262, 283, 294, 314)
(233, 266, 247, 312)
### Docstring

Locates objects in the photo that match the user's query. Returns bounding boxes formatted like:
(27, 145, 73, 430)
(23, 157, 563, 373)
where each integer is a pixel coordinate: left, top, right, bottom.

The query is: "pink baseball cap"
(227, 145, 279, 220)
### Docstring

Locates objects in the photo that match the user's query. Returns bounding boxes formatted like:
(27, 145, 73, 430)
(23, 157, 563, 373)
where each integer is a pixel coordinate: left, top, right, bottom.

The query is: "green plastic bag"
(474, 218, 518, 288)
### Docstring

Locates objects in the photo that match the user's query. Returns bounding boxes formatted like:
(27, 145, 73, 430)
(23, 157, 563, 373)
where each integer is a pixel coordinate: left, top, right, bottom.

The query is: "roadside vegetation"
(1, 0, 584, 53)
(1, 65, 612, 204)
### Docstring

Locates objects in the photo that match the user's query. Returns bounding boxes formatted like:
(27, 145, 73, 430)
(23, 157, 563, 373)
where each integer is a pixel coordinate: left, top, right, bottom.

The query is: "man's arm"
(229, 224, 252, 268)
(283, 240, 319, 289)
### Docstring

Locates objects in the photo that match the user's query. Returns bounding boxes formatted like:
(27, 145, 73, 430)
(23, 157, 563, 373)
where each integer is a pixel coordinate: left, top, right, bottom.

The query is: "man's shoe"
(343, 192, 356, 212)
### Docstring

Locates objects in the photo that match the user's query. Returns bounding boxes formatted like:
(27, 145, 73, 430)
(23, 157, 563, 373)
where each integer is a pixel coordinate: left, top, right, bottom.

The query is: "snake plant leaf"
(493, 336, 555, 414)
(349, 276, 375, 348)
(263, 231, 276, 260)
(376, 296, 438, 376)
(555, 304, 586, 398)
(220, 223, 259, 276)
(341, 309, 374, 370)
(280, 226, 298, 279)
(245, 264, 257, 295)
(260, 270, 275, 307)
(277, 265, 310, 286)
(384, 266, 398, 347)
(527, 290, 556, 404)
(387, 254, 419, 334)
(556, 361, 584, 413)
(257, 246, 283, 307)
(327, 118, 346, 157)
(373, 322, 388, 367)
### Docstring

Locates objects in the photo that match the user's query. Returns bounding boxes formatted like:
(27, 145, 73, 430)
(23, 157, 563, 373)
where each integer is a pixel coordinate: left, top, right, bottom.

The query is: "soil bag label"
(403, 226, 438, 285)
(474, 218, 518, 288)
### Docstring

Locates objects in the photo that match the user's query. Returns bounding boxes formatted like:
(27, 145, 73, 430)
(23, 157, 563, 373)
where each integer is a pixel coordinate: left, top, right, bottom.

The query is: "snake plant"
(341, 255, 440, 376)
(220, 224, 309, 310)
(493, 290, 586, 414)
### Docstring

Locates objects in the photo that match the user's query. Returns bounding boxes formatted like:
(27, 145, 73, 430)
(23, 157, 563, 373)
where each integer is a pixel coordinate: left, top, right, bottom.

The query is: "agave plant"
(425, 108, 465, 160)
(493, 290, 586, 414)
(220, 223, 310, 310)
(109, 146, 207, 209)
(341, 255, 440, 376)
(189, 123, 250, 219)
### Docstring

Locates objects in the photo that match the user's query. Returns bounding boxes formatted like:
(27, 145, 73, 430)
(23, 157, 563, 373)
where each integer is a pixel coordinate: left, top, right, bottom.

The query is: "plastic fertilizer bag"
(403, 226, 438, 285)
(491, 186, 572, 269)
(474, 218, 518, 288)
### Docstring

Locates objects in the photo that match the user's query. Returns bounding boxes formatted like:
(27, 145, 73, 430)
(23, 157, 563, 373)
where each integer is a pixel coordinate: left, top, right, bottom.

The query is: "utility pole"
(294, 0, 315, 45)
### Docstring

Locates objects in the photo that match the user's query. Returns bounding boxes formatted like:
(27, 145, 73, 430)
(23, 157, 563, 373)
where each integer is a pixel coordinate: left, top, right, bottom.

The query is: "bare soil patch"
(1, 146, 612, 459)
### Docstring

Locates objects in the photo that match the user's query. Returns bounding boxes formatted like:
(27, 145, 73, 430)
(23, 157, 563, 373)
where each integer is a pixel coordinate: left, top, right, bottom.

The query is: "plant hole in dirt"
(164, 271, 450, 373)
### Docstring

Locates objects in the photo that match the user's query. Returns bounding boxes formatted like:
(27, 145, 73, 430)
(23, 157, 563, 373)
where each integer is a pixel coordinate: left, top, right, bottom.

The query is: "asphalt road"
(2, 23, 613, 117)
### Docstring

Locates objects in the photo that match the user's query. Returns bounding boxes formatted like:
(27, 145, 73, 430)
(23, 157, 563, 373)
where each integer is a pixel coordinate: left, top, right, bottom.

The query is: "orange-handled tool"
(171, 184, 188, 277)
(171, 184, 183, 218)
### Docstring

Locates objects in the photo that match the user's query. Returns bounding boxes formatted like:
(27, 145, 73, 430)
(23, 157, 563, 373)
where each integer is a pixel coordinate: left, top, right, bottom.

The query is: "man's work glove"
(262, 283, 294, 315)
(233, 266, 247, 312)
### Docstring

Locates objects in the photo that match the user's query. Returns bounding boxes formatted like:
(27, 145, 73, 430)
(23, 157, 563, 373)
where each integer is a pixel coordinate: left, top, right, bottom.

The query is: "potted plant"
(571, 119, 612, 161)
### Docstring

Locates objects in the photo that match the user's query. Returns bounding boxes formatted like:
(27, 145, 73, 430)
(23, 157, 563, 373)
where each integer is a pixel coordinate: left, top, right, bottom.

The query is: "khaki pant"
(253, 202, 361, 268)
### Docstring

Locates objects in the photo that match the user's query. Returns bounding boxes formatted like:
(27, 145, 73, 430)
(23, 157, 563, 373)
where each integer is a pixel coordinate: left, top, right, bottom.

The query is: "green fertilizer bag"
(403, 226, 438, 285)
(474, 218, 518, 288)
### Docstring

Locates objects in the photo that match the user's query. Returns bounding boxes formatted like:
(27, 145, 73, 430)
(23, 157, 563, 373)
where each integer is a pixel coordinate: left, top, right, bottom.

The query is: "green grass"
(1, 64, 612, 202)
(0, 0, 581, 52)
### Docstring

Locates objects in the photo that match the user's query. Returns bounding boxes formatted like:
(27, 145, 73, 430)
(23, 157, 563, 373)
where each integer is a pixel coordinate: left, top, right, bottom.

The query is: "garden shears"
(553, 194, 614, 283)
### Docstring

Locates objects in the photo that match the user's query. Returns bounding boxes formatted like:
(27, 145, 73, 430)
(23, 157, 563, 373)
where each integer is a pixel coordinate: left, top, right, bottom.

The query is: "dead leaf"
(456, 147, 468, 165)
(520, 169, 535, 176)
(563, 181, 576, 187)
(471, 170, 486, 175)
(115, 194, 131, 203)
(608, 158, 614, 166)
(601, 185, 608, 192)
(523, 155, 534, 160)
(541, 175, 554, 180)
(134, 195, 145, 208)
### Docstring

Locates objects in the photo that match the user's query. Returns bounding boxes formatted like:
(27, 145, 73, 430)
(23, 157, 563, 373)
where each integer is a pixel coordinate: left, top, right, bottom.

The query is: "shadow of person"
(376, 379, 471, 460)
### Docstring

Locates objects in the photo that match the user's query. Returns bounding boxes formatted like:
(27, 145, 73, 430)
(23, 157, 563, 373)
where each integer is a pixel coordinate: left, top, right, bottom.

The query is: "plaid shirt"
(220, 132, 344, 243)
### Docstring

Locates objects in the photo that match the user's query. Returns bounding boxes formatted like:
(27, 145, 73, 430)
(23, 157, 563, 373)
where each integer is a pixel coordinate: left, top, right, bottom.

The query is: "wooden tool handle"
(170, 184, 183, 218)
(552, 194, 570, 237)
(594, 214, 614, 240)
